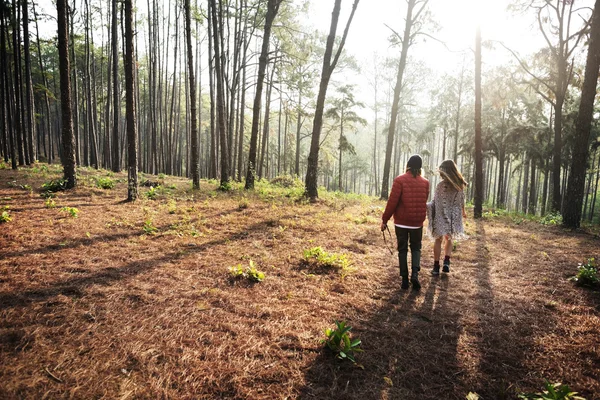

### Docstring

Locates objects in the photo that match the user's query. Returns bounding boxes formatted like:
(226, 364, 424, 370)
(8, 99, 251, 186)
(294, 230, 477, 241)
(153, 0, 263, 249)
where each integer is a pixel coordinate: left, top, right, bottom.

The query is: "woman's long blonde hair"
(439, 159, 467, 191)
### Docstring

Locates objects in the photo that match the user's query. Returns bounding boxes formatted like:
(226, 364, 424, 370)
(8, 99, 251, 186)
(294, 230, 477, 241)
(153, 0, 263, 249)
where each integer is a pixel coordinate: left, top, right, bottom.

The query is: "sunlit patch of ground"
(0, 164, 598, 399)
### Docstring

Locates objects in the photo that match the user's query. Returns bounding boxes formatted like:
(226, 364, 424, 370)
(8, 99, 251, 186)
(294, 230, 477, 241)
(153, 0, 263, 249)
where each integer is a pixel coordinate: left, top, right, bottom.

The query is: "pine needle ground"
(0, 164, 599, 399)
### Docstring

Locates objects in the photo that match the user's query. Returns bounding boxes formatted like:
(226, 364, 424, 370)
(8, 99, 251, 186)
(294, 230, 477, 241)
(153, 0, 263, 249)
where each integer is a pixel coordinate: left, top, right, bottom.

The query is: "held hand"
(380, 222, 387, 232)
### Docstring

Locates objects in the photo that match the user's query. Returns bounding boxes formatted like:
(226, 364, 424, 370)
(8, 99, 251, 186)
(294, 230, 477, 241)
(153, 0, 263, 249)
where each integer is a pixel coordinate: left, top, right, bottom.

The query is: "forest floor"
(0, 163, 599, 400)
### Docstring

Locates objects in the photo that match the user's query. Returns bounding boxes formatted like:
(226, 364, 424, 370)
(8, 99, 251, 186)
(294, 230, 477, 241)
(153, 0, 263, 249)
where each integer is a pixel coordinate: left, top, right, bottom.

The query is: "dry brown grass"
(0, 164, 599, 400)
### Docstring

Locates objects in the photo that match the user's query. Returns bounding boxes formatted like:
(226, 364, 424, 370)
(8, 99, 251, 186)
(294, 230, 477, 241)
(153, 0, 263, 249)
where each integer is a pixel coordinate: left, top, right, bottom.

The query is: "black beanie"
(407, 154, 422, 170)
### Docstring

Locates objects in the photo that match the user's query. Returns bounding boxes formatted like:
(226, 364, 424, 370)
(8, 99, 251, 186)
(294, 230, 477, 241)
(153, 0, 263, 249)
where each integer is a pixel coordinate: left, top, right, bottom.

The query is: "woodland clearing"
(0, 164, 599, 399)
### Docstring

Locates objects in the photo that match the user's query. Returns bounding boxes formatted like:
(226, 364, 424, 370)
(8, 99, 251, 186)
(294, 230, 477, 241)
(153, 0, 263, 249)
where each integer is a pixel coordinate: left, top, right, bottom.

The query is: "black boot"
(411, 271, 421, 290)
(432, 261, 440, 276)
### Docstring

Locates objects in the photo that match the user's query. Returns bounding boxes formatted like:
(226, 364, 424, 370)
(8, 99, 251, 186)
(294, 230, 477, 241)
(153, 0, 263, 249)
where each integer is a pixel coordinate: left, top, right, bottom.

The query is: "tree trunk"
(207, 0, 217, 179)
(563, 0, 600, 227)
(124, 0, 138, 200)
(111, 0, 120, 171)
(57, 0, 77, 188)
(305, 0, 360, 200)
(258, 63, 276, 180)
(209, 0, 230, 186)
(22, 0, 36, 163)
(184, 0, 199, 188)
(474, 25, 483, 218)
(245, 0, 280, 189)
(380, 0, 417, 200)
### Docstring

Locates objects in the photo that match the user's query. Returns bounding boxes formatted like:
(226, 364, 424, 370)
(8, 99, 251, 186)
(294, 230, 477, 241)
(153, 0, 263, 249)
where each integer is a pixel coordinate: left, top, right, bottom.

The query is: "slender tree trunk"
(258, 63, 276, 179)
(0, 7, 7, 164)
(474, 25, 483, 218)
(124, 0, 138, 200)
(295, 88, 302, 176)
(57, 0, 77, 188)
(209, 0, 229, 186)
(305, 0, 360, 200)
(11, 0, 25, 166)
(563, 0, 600, 227)
(453, 61, 465, 162)
(22, 0, 36, 162)
(380, 0, 423, 199)
(245, 0, 280, 189)
(184, 0, 199, 188)
(111, 0, 120, 171)
(528, 159, 537, 215)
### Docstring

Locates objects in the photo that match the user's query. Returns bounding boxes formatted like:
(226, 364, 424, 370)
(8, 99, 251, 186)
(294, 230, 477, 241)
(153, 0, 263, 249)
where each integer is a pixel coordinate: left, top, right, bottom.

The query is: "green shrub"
(0, 210, 12, 223)
(303, 246, 351, 270)
(270, 175, 303, 188)
(540, 212, 562, 225)
(572, 258, 598, 287)
(518, 381, 585, 400)
(322, 320, 362, 363)
(60, 207, 79, 218)
(45, 198, 56, 208)
(143, 219, 158, 235)
(218, 180, 232, 192)
(42, 178, 67, 192)
(96, 177, 115, 189)
(228, 260, 265, 282)
(146, 186, 158, 200)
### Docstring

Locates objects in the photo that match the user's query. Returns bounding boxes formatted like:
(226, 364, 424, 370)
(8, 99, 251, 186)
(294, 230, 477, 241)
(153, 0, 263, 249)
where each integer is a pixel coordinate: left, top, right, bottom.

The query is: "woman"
(428, 159, 468, 275)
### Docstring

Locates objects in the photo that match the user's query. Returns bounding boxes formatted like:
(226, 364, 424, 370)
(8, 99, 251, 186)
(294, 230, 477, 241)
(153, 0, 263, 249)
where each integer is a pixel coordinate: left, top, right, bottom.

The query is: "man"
(381, 154, 430, 290)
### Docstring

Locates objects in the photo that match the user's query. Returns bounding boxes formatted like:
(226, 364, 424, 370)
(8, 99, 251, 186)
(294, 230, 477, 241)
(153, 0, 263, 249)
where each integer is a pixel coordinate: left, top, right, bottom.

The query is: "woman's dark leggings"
(394, 226, 423, 279)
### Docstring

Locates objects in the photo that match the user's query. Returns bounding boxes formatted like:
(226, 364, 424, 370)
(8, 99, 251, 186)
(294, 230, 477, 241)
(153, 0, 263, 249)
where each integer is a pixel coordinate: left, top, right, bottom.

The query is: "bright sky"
(308, 0, 549, 74)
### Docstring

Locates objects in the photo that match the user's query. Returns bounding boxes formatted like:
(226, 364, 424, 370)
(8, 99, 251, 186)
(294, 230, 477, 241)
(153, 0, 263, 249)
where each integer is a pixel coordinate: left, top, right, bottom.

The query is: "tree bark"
(209, 0, 230, 186)
(245, 0, 280, 189)
(474, 25, 483, 218)
(305, 0, 360, 200)
(563, 0, 600, 228)
(57, 0, 77, 188)
(185, 0, 199, 188)
(22, 0, 36, 162)
(124, 0, 138, 200)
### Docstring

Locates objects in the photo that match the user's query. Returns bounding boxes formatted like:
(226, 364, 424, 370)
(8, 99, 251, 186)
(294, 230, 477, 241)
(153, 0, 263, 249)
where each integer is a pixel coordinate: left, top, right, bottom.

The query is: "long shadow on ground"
(0, 212, 297, 311)
(299, 259, 463, 399)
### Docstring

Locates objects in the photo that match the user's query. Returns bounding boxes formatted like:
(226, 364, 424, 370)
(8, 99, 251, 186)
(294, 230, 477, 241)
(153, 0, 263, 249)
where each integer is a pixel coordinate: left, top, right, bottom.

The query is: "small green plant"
(270, 175, 303, 188)
(143, 219, 158, 235)
(540, 212, 562, 226)
(42, 178, 67, 192)
(303, 246, 351, 271)
(322, 320, 362, 363)
(572, 258, 598, 287)
(45, 198, 56, 208)
(60, 207, 79, 218)
(238, 197, 249, 210)
(40, 190, 56, 199)
(167, 199, 177, 214)
(146, 186, 159, 200)
(158, 173, 166, 180)
(518, 381, 585, 400)
(96, 177, 115, 189)
(218, 180, 232, 192)
(228, 260, 265, 282)
(0, 210, 12, 223)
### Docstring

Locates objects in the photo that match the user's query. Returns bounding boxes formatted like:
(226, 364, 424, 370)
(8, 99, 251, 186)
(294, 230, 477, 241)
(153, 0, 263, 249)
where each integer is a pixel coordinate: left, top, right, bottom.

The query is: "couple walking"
(381, 155, 467, 290)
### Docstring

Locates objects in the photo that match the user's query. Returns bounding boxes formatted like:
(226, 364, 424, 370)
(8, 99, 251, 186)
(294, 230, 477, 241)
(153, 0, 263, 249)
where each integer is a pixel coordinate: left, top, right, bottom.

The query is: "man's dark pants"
(394, 226, 422, 279)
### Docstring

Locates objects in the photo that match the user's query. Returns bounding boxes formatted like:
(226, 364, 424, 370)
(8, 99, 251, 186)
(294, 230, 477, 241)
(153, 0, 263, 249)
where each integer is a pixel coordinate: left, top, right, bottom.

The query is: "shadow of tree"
(0, 213, 296, 311)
